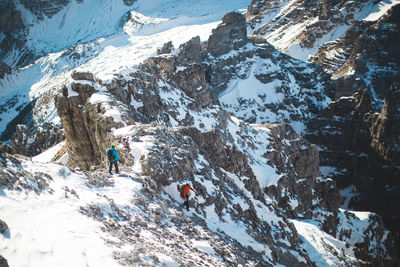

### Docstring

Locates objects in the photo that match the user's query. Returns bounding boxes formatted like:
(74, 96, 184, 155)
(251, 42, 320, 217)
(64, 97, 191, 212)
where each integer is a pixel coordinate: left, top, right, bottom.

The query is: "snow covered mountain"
(244, 0, 400, 250)
(1, 0, 400, 266)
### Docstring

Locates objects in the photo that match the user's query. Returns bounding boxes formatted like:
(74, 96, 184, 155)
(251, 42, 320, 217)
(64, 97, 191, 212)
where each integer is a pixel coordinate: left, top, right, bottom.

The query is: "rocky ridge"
(49, 12, 399, 265)
(0, 2, 399, 265)
(203, 12, 335, 126)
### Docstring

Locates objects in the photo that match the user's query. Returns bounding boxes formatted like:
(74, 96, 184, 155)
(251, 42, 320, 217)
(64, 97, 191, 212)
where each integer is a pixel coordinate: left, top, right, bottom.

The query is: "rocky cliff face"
(303, 4, 400, 243)
(0, 1, 25, 76)
(306, 83, 400, 246)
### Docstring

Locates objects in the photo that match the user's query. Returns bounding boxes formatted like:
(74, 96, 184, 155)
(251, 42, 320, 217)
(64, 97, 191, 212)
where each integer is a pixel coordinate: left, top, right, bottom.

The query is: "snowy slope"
(1, 112, 394, 266)
(214, 44, 333, 133)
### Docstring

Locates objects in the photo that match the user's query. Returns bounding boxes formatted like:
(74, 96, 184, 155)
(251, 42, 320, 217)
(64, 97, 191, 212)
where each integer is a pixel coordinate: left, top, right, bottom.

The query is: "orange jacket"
(182, 184, 195, 199)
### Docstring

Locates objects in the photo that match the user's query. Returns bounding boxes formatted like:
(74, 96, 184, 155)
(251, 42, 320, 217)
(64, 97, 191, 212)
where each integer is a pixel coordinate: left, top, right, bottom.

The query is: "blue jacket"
(106, 147, 120, 162)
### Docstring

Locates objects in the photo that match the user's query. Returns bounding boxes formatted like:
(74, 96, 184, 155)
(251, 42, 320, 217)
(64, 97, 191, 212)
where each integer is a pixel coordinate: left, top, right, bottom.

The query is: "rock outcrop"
(55, 78, 133, 170)
(0, 219, 8, 233)
(11, 124, 64, 157)
(0, 255, 9, 267)
(306, 84, 400, 245)
(207, 12, 248, 57)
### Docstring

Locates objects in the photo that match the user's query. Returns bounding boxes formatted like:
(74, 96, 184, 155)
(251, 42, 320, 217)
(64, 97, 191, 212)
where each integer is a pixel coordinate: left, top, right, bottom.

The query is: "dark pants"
(183, 195, 190, 211)
(109, 161, 119, 174)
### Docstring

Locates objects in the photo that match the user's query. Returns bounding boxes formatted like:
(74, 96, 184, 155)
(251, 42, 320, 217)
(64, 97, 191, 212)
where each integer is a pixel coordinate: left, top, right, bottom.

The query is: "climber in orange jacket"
(180, 183, 196, 211)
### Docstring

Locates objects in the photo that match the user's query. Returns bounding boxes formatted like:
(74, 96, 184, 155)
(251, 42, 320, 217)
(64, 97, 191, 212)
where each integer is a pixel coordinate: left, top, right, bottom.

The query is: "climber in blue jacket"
(106, 143, 120, 174)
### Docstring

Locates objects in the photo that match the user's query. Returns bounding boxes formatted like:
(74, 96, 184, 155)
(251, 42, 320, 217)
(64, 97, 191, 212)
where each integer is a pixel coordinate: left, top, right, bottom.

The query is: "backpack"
(107, 149, 115, 161)
(180, 184, 190, 199)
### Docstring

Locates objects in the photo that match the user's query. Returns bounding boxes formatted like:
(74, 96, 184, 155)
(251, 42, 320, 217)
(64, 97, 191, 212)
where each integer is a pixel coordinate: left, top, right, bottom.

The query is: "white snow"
(290, 219, 356, 266)
(191, 240, 219, 258)
(356, 0, 400, 21)
(32, 141, 65, 163)
(0, 161, 143, 267)
(320, 165, 347, 177)
(220, 66, 284, 105)
(204, 204, 273, 258)
(284, 22, 350, 62)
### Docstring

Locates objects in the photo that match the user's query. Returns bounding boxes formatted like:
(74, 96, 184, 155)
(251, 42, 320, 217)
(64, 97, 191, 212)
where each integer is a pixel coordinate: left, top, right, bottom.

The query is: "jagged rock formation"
(1, 2, 399, 265)
(306, 83, 400, 245)
(202, 12, 334, 125)
(55, 40, 214, 169)
(207, 12, 248, 57)
(312, 4, 400, 99)
(55, 73, 135, 170)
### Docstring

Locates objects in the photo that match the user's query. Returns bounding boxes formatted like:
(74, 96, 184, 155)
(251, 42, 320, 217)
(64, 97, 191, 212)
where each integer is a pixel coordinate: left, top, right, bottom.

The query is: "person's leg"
(109, 161, 113, 174)
(185, 196, 190, 211)
(115, 161, 119, 174)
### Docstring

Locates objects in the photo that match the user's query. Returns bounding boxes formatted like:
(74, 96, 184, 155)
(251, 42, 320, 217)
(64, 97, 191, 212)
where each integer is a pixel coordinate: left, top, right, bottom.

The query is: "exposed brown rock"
(207, 12, 248, 57)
